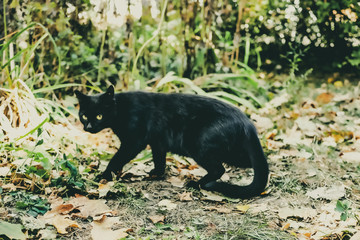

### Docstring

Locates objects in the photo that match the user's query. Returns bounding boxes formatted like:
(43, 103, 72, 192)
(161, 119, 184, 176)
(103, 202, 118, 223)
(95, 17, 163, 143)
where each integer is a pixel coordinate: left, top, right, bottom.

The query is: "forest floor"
(1, 78, 360, 239)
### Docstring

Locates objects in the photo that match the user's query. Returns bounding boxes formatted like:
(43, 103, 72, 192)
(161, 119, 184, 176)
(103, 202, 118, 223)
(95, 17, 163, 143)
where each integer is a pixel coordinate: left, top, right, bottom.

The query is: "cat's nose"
(86, 122, 92, 129)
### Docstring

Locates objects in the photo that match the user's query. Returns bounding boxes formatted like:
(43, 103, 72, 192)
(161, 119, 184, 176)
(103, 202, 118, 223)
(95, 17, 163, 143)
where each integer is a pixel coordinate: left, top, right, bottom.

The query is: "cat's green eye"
(96, 114, 103, 120)
(82, 115, 87, 120)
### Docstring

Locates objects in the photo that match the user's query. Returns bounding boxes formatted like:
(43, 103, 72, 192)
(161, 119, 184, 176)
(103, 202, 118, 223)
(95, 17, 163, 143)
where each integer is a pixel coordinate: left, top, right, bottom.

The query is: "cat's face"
(75, 86, 115, 134)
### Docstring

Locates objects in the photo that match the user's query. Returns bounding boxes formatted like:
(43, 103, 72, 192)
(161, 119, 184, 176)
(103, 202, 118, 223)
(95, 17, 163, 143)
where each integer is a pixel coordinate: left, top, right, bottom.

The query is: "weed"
(335, 200, 360, 224)
(6, 191, 50, 217)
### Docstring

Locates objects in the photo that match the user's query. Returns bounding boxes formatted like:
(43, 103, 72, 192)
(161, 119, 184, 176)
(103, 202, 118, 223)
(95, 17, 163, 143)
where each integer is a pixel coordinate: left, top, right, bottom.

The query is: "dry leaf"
(167, 176, 185, 188)
(341, 152, 360, 163)
(1, 183, 17, 191)
(281, 222, 290, 230)
(188, 168, 207, 177)
(53, 204, 74, 215)
(148, 215, 165, 224)
(334, 81, 343, 88)
(204, 206, 232, 214)
(178, 192, 193, 201)
(251, 113, 274, 132)
(316, 92, 334, 104)
(158, 199, 178, 210)
(91, 216, 128, 240)
(278, 207, 317, 220)
(236, 205, 250, 213)
(51, 215, 79, 234)
(37, 229, 57, 240)
(66, 195, 113, 218)
(350, 231, 360, 240)
(98, 182, 114, 198)
(200, 190, 225, 202)
(0, 166, 11, 176)
(306, 185, 345, 200)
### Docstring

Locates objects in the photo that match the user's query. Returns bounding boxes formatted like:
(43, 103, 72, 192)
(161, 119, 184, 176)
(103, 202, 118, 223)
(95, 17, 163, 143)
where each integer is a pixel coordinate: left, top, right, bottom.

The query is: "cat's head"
(75, 86, 115, 134)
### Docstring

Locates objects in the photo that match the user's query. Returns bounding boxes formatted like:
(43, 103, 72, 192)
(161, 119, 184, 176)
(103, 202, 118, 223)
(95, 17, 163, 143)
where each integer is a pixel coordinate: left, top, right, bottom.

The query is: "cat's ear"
(105, 85, 114, 97)
(75, 90, 86, 102)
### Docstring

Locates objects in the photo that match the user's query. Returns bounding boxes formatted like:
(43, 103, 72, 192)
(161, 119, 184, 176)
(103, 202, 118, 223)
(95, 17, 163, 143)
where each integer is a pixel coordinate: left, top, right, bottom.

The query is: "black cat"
(75, 86, 269, 199)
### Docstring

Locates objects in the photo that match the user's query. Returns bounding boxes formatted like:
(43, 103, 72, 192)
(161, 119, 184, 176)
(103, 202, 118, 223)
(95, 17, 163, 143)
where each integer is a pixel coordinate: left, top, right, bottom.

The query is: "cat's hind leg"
(148, 144, 166, 178)
(186, 155, 225, 190)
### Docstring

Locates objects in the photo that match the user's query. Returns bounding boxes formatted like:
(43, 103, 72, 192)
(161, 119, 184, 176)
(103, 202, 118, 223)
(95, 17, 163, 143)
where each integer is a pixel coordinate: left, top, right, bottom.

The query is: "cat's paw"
(186, 180, 200, 190)
(94, 172, 113, 182)
(146, 169, 165, 180)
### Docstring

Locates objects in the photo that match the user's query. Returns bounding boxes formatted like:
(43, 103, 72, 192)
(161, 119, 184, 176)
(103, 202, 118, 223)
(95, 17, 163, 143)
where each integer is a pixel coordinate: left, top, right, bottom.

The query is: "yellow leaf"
(52, 215, 79, 234)
(236, 205, 250, 213)
(316, 92, 334, 104)
(334, 81, 343, 88)
(327, 77, 334, 83)
(148, 215, 165, 224)
(281, 222, 290, 230)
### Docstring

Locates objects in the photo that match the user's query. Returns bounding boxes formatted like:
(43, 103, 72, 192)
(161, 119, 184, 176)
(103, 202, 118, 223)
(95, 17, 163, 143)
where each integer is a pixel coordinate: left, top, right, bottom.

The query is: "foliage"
(335, 200, 360, 224)
(12, 191, 50, 217)
(3, 0, 359, 94)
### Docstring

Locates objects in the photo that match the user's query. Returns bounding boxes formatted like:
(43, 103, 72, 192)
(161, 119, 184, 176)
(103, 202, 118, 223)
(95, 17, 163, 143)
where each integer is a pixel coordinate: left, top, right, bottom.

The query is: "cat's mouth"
(84, 127, 100, 134)
(83, 123, 100, 133)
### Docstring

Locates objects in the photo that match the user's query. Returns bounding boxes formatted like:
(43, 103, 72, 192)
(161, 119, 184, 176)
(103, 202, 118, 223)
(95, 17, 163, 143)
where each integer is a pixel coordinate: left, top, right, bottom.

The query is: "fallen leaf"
(341, 152, 360, 163)
(178, 192, 193, 201)
(53, 204, 74, 214)
(204, 206, 232, 214)
(37, 228, 57, 239)
(21, 215, 46, 231)
(306, 185, 345, 200)
(304, 232, 312, 238)
(188, 168, 207, 177)
(148, 215, 165, 224)
(167, 176, 185, 188)
(0, 220, 26, 240)
(334, 81, 343, 88)
(67, 195, 113, 218)
(200, 190, 225, 202)
(236, 205, 250, 213)
(350, 231, 360, 240)
(1, 183, 17, 191)
(281, 222, 290, 230)
(220, 173, 230, 182)
(251, 113, 274, 132)
(278, 207, 317, 220)
(316, 92, 334, 104)
(52, 215, 79, 234)
(98, 182, 114, 198)
(91, 216, 128, 240)
(158, 199, 178, 210)
(295, 116, 318, 137)
(0, 166, 11, 176)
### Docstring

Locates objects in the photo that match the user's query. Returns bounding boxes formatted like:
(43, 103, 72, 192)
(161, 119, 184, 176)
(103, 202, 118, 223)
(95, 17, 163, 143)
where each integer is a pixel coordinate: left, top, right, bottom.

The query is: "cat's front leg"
(96, 142, 145, 181)
(148, 144, 166, 178)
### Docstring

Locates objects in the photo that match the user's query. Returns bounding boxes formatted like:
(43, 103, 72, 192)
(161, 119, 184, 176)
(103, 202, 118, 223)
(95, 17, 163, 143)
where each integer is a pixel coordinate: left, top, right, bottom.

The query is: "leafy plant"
(335, 200, 360, 224)
(52, 154, 86, 193)
(10, 191, 50, 217)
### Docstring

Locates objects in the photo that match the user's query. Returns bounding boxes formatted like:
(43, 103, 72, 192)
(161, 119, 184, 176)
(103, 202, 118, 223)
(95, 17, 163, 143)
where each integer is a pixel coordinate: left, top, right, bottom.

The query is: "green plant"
(11, 191, 50, 217)
(335, 200, 360, 224)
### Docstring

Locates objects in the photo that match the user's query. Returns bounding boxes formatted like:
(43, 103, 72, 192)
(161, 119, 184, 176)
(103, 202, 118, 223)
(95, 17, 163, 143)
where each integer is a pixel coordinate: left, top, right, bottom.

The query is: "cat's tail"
(204, 129, 269, 199)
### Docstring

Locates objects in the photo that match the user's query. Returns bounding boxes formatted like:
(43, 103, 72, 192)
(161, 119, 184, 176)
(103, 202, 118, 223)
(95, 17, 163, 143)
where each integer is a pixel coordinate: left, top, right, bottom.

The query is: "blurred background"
(2, 0, 359, 92)
(1, 0, 360, 138)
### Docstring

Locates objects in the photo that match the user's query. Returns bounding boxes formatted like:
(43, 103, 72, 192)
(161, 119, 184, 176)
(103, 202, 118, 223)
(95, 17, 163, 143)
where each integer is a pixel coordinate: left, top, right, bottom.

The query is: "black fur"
(75, 86, 269, 199)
